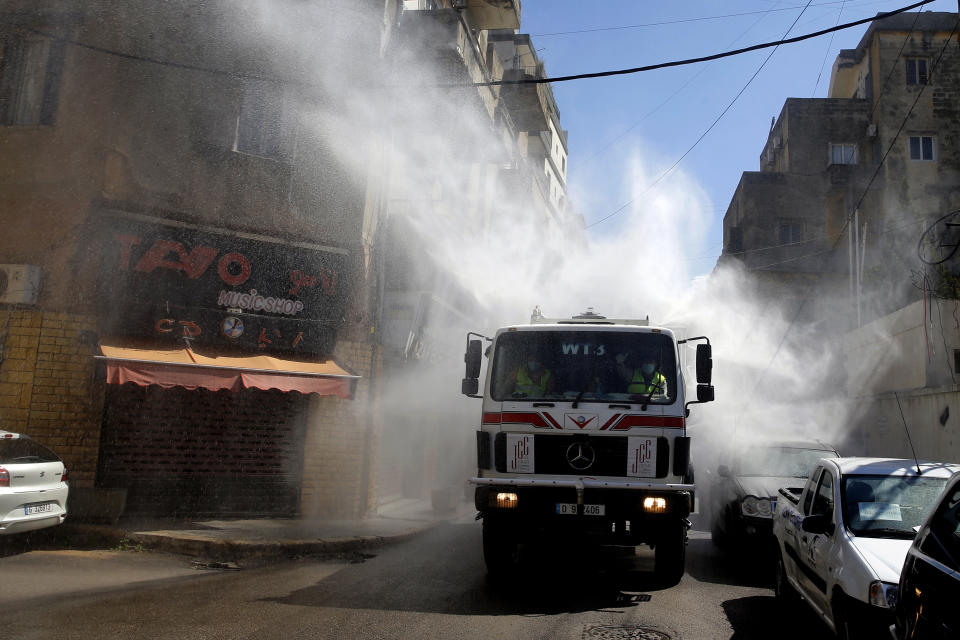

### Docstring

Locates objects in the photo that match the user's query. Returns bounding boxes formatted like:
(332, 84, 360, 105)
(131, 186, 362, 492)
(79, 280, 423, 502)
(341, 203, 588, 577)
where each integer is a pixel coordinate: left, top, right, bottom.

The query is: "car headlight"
(868, 581, 898, 608)
(740, 496, 774, 518)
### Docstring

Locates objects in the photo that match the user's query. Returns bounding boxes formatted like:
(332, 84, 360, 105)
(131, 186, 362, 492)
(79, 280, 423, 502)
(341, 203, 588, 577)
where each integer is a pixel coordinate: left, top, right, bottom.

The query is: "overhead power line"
(583, 0, 786, 163)
(585, 0, 817, 230)
(530, 0, 897, 37)
(461, 0, 932, 87)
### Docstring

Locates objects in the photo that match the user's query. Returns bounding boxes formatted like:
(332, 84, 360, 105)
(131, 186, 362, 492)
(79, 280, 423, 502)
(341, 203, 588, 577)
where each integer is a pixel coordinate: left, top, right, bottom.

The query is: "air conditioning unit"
(0, 265, 42, 305)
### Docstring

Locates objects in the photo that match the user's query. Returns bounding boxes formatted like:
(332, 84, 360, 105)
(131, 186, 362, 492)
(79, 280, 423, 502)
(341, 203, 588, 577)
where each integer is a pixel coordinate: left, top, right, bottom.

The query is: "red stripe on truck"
(610, 415, 685, 430)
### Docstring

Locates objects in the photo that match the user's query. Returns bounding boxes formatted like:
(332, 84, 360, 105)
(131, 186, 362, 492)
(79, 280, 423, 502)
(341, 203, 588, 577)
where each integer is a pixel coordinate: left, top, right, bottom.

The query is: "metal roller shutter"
(97, 384, 308, 517)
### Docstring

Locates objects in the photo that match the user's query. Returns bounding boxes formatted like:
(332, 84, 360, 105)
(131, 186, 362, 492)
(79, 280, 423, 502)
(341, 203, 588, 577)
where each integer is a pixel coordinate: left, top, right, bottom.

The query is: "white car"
(0, 431, 69, 535)
(773, 457, 960, 639)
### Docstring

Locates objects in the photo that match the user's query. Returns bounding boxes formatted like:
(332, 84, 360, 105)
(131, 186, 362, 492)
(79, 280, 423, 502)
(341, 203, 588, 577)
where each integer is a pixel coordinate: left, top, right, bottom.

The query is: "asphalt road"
(0, 517, 832, 640)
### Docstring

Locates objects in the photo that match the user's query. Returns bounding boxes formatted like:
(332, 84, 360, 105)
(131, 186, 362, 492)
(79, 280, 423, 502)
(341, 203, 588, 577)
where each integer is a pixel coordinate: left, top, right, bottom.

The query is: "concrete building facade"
(719, 12, 960, 326)
(1, 0, 580, 519)
(0, 0, 387, 519)
(716, 11, 960, 462)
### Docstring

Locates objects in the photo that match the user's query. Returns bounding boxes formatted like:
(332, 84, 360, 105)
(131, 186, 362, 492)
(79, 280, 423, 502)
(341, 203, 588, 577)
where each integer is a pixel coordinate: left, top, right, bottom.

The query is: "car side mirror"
(801, 513, 835, 536)
(717, 464, 730, 478)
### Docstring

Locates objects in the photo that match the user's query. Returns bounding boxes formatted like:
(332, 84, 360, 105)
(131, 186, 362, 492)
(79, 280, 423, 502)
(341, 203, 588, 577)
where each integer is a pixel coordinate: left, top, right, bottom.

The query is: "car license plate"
(24, 502, 52, 515)
(556, 503, 605, 516)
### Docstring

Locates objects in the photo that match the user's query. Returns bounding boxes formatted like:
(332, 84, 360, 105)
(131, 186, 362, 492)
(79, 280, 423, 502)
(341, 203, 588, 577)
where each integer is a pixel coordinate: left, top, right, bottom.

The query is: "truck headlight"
(495, 492, 518, 509)
(740, 496, 773, 518)
(643, 496, 667, 513)
(868, 581, 898, 608)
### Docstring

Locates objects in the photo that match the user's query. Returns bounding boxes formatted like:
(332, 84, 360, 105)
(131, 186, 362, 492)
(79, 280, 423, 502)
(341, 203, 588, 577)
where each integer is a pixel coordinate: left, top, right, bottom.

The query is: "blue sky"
(519, 0, 957, 277)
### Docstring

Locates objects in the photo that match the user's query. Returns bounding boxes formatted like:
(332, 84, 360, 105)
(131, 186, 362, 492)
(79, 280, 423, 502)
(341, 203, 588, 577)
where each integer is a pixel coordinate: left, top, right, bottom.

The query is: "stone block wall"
(299, 339, 382, 518)
(0, 310, 102, 487)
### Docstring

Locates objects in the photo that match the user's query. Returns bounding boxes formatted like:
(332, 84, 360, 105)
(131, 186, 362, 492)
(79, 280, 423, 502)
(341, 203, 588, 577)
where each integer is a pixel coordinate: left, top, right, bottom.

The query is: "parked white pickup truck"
(772, 457, 960, 640)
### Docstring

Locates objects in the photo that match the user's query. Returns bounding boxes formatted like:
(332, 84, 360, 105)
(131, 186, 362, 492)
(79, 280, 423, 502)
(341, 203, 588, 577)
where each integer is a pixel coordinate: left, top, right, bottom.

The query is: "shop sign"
(95, 213, 351, 356)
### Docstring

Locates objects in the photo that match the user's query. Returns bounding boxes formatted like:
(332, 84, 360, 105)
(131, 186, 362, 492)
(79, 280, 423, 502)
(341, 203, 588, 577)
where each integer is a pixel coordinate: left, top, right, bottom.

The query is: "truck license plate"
(24, 502, 52, 515)
(556, 503, 605, 516)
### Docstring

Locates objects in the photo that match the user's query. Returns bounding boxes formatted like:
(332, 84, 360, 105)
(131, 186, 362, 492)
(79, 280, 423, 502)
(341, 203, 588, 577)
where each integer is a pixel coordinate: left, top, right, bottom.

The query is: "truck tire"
(653, 523, 686, 587)
(482, 517, 519, 579)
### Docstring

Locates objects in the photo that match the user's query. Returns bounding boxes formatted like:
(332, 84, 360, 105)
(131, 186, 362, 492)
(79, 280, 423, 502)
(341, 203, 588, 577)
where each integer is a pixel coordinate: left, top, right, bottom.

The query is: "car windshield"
(737, 447, 837, 478)
(489, 330, 678, 404)
(843, 475, 949, 538)
(0, 439, 61, 464)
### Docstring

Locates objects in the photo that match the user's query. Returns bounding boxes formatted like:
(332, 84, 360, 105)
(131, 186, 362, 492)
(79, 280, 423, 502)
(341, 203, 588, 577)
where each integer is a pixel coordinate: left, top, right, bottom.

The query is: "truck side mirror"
(465, 339, 482, 379)
(717, 464, 730, 478)
(461, 378, 479, 396)
(696, 344, 712, 384)
(696, 384, 714, 403)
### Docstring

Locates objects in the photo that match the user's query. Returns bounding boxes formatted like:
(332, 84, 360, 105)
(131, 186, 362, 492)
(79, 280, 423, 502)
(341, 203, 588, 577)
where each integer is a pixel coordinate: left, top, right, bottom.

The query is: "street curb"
(126, 525, 432, 562)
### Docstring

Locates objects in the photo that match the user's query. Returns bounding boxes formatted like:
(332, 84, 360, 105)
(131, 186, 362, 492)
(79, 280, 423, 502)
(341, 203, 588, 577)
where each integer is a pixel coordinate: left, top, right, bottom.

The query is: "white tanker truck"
(461, 308, 714, 585)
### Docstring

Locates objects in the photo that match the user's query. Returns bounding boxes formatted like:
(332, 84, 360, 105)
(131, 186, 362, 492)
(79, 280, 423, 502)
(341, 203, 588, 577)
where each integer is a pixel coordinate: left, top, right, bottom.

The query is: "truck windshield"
(842, 475, 948, 538)
(489, 330, 677, 404)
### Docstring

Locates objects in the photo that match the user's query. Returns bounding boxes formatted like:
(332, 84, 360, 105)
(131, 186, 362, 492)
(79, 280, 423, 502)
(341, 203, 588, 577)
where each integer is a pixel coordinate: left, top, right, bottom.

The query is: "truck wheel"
(653, 524, 686, 587)
(482, 517, 519, 579)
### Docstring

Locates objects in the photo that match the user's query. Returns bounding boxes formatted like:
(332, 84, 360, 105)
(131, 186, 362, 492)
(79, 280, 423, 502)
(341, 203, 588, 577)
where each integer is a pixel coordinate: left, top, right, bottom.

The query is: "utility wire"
(869, 6, 925, 122)
(585, 0, 817, 230)
(812, 0, 847, 96)
(462, 1, 931, 87)
(582, 0, 786, 163)
(531, 0, 900, 37)
(850, 18, 956, 217)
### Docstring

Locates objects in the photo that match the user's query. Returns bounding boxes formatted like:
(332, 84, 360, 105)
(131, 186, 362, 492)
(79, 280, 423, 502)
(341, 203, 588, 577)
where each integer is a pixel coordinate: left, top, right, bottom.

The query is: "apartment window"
(0, 37, 66, 126)
(906, 58, 929, 86)
(778, 220, 803, 245)
(234, 79, 296, 161)
(909, 135, 935, 161)
(829, 143, 857, 165)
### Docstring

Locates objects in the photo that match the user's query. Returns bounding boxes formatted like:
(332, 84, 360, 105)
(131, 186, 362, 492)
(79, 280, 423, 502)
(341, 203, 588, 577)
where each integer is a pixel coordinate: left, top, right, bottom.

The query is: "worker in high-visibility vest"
(616, 352, 667, 397)
(507, 352, 556, 397)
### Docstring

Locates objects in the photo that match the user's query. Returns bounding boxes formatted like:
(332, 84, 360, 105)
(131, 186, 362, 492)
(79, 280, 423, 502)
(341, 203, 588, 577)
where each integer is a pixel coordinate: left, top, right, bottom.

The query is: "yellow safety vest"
(628, 369, 666, 394)
(516, 366, 551, 395)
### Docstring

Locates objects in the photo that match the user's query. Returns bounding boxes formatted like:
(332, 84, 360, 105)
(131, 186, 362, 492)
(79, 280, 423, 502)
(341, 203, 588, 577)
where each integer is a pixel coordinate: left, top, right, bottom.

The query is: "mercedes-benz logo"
(566, 442, 596, 471)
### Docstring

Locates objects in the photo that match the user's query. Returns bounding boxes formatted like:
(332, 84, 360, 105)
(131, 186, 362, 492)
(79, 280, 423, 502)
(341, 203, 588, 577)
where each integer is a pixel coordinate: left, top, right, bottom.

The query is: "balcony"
(461, 0, 521, 31)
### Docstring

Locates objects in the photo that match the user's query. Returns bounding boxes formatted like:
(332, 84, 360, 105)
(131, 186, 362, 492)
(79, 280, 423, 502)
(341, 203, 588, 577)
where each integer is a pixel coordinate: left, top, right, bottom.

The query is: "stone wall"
(0, 310, 101, 487)
(299, 339, 382, 517)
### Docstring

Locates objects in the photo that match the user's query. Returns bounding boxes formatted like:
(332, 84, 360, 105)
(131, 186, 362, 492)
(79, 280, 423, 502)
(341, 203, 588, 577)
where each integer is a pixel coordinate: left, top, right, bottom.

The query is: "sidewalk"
(61, 498, 475, 563)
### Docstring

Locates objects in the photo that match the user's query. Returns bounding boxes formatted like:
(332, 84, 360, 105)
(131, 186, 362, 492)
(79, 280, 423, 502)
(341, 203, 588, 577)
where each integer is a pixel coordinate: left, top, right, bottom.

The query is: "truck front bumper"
(472, 478, 691, 545)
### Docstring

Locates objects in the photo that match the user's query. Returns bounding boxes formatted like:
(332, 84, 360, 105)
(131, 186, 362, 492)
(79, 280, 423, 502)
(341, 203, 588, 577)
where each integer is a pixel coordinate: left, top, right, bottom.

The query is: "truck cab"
(461, 309, 714, 584)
